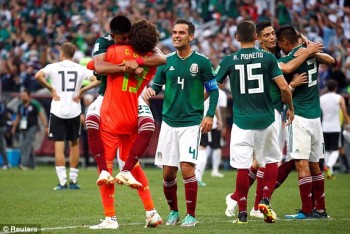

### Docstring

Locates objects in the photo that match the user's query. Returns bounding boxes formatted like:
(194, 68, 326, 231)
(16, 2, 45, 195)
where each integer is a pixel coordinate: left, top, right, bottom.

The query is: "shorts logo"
(190, 63, 198, 77)
(157, 152, 162, 160)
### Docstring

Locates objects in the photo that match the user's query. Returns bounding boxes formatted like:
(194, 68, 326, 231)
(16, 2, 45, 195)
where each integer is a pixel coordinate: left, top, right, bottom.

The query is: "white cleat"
(145, 210, 163, 228)
(211, 171, 224, 178)
(96, 170, 114, 186)
(250, 208, 264, 219)
(90, 217, 119, 229)
(225, 193, 237, 217)
(115, 170, 143, 189)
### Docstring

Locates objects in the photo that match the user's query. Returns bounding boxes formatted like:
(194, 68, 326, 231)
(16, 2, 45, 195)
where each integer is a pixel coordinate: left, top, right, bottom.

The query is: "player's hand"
(135, 67, 144, 76)
(286, 109, 294, 125)
(290, 72, 307, 88)
(145, 87, 156, 100)
(200, 116, 213, 134)
(73, 92, 81, 103)
(51, 89, 60, 101)
(123, 60, 139, 73)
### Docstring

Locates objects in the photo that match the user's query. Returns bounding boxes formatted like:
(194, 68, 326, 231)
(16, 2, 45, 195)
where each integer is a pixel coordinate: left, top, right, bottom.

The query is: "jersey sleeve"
(268, 53, 283, 80)
(151, 64, 166, 94)
(215, 56, 231, 84)
(41, 64, 54, 79)
(31, 100, 42, 113)
(92, 35, 114, 57)
(201, 58, 216, 82)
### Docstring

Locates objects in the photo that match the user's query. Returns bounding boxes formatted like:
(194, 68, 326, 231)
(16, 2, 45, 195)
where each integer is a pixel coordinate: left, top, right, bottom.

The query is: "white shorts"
(286, 115, 324, 162)
(138, 96, 153, 119)
(85, 95, 153, 119)
(155, 121, 201, 167)
(86, 95, 103, 118)
(230, 122, 282, 169)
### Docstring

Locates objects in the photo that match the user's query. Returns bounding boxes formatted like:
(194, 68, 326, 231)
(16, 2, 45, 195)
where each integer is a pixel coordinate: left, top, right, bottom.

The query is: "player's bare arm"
(123, 47, 166, 73)
(73, 75, 100, 102)
(144, 87, 156, 100)
(34, 70, 60, 101)
(280, 42, 323, 74)
(93, 53, 126, 74)
(314, 52, 336, 65)
(275, 75, 294, 125)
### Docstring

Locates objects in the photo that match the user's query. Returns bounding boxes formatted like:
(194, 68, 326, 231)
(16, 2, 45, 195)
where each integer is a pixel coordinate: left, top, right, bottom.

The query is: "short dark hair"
(130, 20, 159, 55)
(60, 42, 76, 59)
(256, 20, 273, 36)
(276, 25, 299, 44)
(326, 79, 338, 92)
(110, 15, 131, 35)
(237, 20, 256, 42)
(174, 18, 195, 35)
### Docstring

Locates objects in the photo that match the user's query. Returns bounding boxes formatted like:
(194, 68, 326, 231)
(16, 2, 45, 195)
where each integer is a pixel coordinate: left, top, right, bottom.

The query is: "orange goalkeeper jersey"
(100, 44, 156, 134)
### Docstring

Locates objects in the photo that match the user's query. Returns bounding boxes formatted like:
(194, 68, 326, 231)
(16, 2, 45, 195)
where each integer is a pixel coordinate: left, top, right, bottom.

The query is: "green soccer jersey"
(259, 47, 283, 113)
(216, 48, 283, 129)
(279, 45, 321, 119)
(152, 50, 216, 127)
(92, 34, 115, 96)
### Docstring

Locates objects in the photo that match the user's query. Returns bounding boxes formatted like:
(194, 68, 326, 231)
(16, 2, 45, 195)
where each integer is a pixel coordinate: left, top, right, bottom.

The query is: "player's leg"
(310, 121, 328, 218)
(155, 121, 180, 226)
(195, 135, 209, 186)
(85, 96, 113, 185)
(255, 123, 281, 223)
(285, 116, 313, 219)
(48, 114, 68, 190)
(210, 129, 224, 177)
(178, 124, 202, 227)
(116, 97, 155, 186)
(90, 131, 119, 229)
(119, 135, 162, 227)
(66, 115, 81, 189)
(229, 124, 255, 223)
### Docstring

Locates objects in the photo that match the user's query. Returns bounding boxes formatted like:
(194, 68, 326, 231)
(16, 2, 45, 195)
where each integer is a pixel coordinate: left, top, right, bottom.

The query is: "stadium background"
(1, 0, 350, 168)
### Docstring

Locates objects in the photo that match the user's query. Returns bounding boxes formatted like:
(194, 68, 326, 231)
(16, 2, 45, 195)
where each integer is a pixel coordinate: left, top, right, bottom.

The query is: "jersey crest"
(190, 63, 198, 76)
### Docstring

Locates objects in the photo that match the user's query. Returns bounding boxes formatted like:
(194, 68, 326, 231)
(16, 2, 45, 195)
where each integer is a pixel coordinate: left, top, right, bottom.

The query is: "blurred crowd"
(1, 0, 350, 95)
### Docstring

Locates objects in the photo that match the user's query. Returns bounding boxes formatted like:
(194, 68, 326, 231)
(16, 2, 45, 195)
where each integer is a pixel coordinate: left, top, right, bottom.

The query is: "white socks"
(69, 168, 79, 183)
(195, 147, 209, 181)
(212, 148, 222, 174)
(55, 166, 67, 186)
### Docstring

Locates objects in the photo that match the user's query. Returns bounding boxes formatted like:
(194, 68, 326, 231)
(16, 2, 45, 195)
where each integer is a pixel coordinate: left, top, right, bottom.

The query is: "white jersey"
(320, 92, 342, 132)
(204, 89, 228, 129)
(42, 60, 93, 119)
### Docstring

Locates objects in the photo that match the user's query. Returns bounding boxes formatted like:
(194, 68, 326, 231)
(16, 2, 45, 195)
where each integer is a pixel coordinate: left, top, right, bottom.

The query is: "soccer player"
(85, 15, 166, 187)
(216, 20, 294, 224)
(11, 88, 48, 170)
(276, 25, 335, 219)
(320, 80, 350, 178)
(90, 19, 162, 230)
(145, 18, 219, 227)
(195, 85, 227, 186)
(35, 43, 96, 190)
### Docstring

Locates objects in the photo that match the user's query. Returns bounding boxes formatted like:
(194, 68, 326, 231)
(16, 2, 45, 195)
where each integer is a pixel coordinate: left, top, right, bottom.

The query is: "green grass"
(1, 166, 350, 233)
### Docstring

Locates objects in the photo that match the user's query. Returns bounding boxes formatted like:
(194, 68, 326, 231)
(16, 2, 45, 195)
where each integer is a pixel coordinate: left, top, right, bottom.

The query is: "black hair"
(275, 25, 299, 44)
(326, 79, 338, 92)
(110, 15, 131, 35)
(237, 20, 256, 42)
(174, 18, 195, 35)
(130, 20, 159, 55)
(256, 20, 273, 36)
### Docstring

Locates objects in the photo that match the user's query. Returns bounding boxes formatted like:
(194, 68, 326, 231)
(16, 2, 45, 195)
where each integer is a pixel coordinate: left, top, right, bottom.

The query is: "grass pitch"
(1, 165, 349, 233)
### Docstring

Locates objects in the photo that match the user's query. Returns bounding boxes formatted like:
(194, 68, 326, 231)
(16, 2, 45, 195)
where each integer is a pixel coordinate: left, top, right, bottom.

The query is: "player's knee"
(138, 117, 155, 133)
(85, 115, 100, 131)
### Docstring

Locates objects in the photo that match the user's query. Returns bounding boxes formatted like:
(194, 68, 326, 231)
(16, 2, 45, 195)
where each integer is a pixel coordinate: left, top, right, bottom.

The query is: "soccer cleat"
(180, 214, 197, 227)
(258, 198, 276, 223)
(90, 217, 119, 229)
(115, 170, 142, 189)
(211, 171, 224, 178)
(166, 210, 180, 226)
(250, 208, 264, 219)
(324, 167, 335, 179)
(53, 184, 68, 191)
(198, 180, 207, 187)
(313, 209, 330, 219)
(284, 210, 314, 219)
(225, 193, 237, 217)
(233, 211, 248, 224)
(2, 165, 9, 170)
(69, 181, 81, 190)
(96, 170, 114, 186)
(145, 210, 163, 228)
